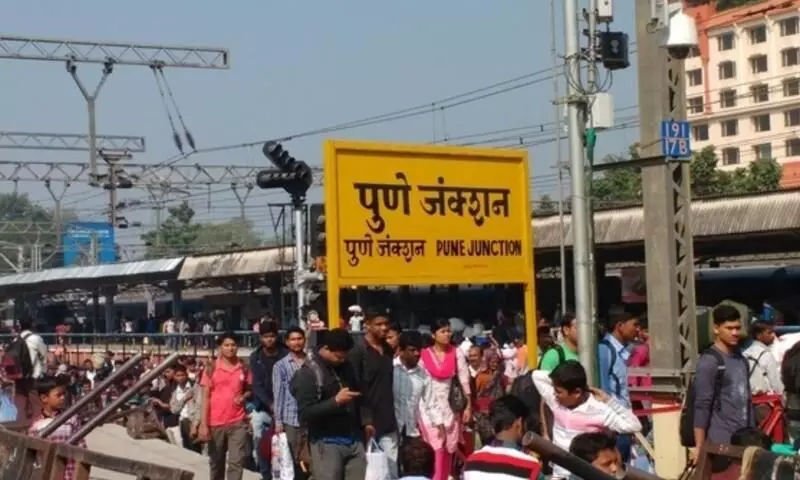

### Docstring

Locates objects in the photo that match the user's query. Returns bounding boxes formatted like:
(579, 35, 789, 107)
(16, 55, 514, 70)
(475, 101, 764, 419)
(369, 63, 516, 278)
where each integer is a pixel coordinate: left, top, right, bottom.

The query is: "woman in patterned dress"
(419, 319, 472, 480)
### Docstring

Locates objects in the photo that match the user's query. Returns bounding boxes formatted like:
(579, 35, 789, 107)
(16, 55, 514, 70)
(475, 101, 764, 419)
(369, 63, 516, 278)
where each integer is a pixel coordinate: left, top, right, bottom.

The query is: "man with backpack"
(4, 319, 47, 420)
(597, 311, 640, 463)
(685, 305, 753, 464)
(538, 313, 578, 373)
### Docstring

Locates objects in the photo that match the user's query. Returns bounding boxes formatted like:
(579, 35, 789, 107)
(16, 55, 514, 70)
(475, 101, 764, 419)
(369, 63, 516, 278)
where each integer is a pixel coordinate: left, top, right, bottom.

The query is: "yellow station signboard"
(324, 140, 534, 285)
(324, 140, 537, 362)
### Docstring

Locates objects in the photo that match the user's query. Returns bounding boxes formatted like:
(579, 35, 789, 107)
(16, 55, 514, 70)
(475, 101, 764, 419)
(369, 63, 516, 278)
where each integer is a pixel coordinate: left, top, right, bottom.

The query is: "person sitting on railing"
(27, 377, 87, 480)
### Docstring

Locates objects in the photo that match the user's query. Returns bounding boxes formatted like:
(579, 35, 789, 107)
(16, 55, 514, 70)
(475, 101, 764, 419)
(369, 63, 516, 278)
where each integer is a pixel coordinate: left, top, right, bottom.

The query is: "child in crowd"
(569, 432, 623, 478)
(532, 360, 642, 480)
(28, 377, 87, 480)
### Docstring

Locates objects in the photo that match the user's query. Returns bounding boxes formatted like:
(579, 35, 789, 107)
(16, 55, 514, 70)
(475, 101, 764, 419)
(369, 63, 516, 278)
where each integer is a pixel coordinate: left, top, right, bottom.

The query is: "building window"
(688, 96, 704, 114)
(783, 48, 800, 67)
(722, 147, 740, 165)
(785, 108, 800, 127)
(784, 78, 800, 97)
(692, 124, 709, 141)
(753, 143, 772, 160)
(748, 25, 767, 44)
(780, 17, 799, 36)
(721, 119, 738, 137)
(751, 84, 769, 103)
(718, 32, 735, 51)
(688, 46, 701, 58)
(719, 61, 736, 80)
(749, 55, 768, 74)
(753, 114, 771, 132)
(719, 89, 737, 108)
(687, 69, 703, 86)
(787, 138, 800, 156)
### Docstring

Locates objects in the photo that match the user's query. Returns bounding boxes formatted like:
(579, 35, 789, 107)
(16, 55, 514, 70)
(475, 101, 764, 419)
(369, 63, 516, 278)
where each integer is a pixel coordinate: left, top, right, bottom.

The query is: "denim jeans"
(251, 410, 272, 480)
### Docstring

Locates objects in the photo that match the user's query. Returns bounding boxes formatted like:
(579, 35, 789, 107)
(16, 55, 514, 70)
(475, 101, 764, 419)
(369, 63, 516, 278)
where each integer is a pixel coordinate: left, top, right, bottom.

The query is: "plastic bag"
(0, 392, 17, 423)
(365, 439, 390, 480)
(270, 432, 294, 480)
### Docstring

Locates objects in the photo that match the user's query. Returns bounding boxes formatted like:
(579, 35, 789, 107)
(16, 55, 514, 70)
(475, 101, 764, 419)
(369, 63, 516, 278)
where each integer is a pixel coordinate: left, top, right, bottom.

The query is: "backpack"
(304, 353, 327, 400)
(537, 345, 566, 370)
(598, 339, 622, 398)
(509, 371, 542, 434)
(2, 332, 34, 380)
(678, 348, 750, 447)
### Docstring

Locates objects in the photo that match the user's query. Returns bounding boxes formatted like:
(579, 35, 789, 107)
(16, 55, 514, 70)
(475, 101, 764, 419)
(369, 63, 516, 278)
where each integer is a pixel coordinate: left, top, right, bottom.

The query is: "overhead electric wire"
(158, 67, 197, 152)
(151, 66, 184, 154)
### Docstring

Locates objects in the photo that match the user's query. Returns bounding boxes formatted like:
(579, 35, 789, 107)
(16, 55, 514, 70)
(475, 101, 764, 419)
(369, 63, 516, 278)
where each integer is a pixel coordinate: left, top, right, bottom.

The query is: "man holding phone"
(291, 328, 367, 480)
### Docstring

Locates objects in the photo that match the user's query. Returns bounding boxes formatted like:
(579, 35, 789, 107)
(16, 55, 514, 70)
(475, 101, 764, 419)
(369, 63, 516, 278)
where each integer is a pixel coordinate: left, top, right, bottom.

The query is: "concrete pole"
(551, 0, 568, 312)
(564, 0, 595, 380)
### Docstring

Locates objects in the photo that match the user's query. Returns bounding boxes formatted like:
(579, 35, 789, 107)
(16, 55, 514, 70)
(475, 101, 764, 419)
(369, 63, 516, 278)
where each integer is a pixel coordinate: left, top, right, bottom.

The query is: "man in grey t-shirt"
(691, 305, 754, 463)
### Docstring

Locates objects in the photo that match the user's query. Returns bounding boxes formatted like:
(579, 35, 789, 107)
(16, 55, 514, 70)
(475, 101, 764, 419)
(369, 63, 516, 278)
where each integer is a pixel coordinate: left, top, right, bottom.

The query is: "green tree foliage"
(140, 201, 265, 258)
(590, 144, 782, 207)
(0, 193, 76, 272)
(534, 194, 557, 215)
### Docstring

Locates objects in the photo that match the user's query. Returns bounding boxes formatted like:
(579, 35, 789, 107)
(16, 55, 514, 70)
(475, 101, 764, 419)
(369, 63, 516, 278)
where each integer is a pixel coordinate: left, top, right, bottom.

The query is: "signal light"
(309, 203, 326, 258)
(257, 141, 314, 200)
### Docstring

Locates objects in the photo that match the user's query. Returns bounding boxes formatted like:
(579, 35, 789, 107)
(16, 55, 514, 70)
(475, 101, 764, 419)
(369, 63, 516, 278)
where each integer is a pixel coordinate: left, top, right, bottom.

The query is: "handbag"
(448, 375, 468, 413)
(365, 439, 391, 480)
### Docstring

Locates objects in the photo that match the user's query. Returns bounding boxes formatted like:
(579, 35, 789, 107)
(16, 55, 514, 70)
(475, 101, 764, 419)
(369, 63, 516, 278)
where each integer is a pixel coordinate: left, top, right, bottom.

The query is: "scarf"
(421, 346, 456, 381)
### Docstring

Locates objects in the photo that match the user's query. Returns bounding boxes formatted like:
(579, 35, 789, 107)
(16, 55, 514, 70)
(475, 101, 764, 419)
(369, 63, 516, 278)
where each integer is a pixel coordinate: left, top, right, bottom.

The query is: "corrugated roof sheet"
(178, 247, 294, 281)
(0, 257, 184, 287)
(532, 189, 800, 249)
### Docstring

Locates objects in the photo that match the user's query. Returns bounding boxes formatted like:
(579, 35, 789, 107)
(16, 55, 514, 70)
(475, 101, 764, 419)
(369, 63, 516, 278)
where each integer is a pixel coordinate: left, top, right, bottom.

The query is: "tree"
(534, 194, 557, 215)
(591, 143, 782, 205)
(140, 201, 265, 258)
(0, 193, 75, 272)
(140, 201, 202, 258)
(194, 218, 263, 252)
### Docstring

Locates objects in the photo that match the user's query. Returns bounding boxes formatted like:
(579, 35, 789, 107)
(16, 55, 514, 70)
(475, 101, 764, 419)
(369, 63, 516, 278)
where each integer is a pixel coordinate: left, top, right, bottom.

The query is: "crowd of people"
(4, 301, 800, 480)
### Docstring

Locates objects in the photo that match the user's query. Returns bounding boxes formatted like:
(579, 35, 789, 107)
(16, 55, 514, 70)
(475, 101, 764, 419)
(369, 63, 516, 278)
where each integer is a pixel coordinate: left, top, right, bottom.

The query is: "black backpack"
(509, 371, 542, 434)
(679, 348, 750, 447)
(2, 332, 34, 380)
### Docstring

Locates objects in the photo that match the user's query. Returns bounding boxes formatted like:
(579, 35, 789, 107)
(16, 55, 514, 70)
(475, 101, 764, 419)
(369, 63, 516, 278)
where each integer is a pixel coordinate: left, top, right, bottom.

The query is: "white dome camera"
(662, 7, 698, 60)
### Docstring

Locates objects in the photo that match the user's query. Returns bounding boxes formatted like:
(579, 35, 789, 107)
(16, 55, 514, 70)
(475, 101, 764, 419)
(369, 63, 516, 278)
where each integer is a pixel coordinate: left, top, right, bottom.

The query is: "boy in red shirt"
(198, 332, 252, 480)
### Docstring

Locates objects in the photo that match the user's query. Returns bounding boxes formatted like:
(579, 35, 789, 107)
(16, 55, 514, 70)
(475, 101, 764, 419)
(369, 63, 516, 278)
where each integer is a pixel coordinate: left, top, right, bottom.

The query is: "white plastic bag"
(365, 439, 391, 480)
(270, 433, 294, 480)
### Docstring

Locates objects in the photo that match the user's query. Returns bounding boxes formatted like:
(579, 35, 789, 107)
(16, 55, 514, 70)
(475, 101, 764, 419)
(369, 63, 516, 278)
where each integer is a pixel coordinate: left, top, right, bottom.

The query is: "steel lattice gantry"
(0, 160, 323, 187)
(0, 131, 145, 152)
(0, 34, 230, 181)
(0, 36, 229, 69)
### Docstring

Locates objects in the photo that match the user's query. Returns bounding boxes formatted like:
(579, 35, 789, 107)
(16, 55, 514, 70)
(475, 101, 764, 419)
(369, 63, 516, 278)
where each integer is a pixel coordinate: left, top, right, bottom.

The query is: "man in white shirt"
(744, 320, 784, 395)
(19, 319, 47, 379)
(393, 331, 436, 440)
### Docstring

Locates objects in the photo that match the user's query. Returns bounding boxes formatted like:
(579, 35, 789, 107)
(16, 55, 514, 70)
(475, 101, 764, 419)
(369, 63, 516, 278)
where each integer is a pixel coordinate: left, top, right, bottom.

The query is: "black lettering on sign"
(417, 177, 511, 226)
(435, 239, 523, 257)
(343, 235, 374, 267)
(376, 236, 426, 263)
(352, 172, 411, 234)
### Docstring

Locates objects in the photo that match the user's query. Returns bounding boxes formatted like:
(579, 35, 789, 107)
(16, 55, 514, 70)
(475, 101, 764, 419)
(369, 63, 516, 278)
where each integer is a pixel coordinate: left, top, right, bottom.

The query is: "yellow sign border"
(323, 139, 538, 365)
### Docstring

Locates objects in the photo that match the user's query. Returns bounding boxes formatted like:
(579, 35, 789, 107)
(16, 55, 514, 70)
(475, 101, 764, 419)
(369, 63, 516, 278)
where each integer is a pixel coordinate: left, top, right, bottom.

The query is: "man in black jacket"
(249, 320, 287, 476)
(291, 328, 366, 480)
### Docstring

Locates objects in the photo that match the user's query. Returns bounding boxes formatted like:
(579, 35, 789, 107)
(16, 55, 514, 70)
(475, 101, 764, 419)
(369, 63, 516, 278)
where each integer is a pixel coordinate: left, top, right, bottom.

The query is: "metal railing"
(0, 331, 262, 358)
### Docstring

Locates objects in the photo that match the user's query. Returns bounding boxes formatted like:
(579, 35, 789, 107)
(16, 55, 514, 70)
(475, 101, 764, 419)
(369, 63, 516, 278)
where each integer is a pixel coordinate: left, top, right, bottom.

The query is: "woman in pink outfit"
(419, 319, 472, 480)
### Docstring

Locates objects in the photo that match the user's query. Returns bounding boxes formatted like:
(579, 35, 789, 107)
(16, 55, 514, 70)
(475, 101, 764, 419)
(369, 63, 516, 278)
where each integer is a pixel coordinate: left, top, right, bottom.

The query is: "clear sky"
(2, 0, 640, 256)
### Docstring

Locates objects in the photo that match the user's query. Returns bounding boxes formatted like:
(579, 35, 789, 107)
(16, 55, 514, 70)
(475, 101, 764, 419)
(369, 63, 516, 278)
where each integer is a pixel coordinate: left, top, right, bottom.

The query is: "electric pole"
(550, 0, 568, 313)
(585, 0, 600, 342)
(563, 0, 595, 379)
(634, 0, 698, 474)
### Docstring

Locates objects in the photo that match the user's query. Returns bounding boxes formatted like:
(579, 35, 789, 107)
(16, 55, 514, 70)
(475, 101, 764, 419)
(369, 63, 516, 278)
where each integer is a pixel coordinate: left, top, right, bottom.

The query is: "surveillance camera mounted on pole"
(660, 2, 698, 60)
(257, 141, 314, 202)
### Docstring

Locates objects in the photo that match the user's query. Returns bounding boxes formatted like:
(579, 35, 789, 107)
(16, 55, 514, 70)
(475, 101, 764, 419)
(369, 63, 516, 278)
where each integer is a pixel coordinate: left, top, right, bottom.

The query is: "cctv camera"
(662, 7, 698, 60)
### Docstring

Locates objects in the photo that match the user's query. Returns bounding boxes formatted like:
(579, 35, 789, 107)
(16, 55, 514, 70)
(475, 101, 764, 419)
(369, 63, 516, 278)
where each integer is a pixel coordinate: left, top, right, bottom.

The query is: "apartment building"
(685, 0, 800, 182)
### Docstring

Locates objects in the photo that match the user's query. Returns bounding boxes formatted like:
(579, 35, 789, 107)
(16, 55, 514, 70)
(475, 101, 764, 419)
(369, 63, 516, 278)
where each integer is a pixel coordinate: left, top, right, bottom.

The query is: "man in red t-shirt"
(198, 332, 252, 480)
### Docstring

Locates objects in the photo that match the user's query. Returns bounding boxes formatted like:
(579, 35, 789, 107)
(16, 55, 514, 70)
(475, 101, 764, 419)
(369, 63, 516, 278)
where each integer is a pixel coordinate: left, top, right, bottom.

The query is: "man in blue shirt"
(597, 311, 640, 463)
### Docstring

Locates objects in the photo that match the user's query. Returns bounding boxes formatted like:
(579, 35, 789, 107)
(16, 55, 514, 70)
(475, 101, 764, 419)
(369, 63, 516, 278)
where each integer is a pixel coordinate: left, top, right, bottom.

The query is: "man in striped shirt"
(463, 395, 541, 480)
(272, 327, 307, 462)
